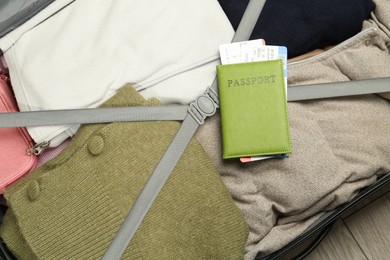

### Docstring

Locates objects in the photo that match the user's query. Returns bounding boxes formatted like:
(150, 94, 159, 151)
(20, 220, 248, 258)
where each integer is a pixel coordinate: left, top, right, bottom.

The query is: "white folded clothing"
(0, 0, 233, 147)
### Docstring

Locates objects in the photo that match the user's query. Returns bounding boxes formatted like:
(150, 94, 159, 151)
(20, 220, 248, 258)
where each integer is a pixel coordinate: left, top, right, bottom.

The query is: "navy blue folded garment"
(218, 0, 375, 58)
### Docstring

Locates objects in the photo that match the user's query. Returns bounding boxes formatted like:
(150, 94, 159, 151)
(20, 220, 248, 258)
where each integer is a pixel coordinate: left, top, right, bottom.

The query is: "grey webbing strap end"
(188, 86, 219, 125)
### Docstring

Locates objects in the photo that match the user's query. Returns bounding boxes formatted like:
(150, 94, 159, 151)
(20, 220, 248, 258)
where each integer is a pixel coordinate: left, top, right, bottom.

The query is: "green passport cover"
(217, 59, 291, 159)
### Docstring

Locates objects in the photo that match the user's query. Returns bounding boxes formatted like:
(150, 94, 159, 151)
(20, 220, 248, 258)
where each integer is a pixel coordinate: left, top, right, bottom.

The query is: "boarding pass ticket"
(219, 39, 266, 64)
(219, 39, 288, 90)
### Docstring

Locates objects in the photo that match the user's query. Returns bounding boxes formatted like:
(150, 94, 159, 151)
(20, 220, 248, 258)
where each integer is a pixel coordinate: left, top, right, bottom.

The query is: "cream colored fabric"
(196, 0, 390, 259)
(0, 0, 233, 147)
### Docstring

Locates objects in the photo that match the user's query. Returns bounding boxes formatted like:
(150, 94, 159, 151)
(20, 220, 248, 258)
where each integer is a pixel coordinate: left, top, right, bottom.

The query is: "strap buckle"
(188, 87, 219, 125)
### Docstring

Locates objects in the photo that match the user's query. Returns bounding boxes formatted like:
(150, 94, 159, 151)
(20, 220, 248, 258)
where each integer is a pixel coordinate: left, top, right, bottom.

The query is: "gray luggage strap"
(0, 105, 189, 128)
(287, 77, 390, 101)
(1, 77, 390, 128)
(102, 0, 267, 259)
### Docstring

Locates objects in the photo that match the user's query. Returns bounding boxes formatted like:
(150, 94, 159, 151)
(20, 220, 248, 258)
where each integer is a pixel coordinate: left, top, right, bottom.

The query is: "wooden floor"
(302, 192, 390, 260)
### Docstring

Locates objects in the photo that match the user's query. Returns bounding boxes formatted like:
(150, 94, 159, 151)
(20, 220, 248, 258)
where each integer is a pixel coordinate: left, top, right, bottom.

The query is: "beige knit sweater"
(196, 0, 390, 259)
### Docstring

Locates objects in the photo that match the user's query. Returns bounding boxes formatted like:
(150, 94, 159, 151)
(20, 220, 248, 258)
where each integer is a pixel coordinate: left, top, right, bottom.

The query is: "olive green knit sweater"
(1, 85, 248, 259)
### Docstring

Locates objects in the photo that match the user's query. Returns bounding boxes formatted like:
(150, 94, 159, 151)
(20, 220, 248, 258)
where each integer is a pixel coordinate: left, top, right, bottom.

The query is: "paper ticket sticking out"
(219, 39, 266, 65)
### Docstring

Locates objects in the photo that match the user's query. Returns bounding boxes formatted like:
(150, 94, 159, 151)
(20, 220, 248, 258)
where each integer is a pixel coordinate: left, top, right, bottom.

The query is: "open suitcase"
(0, 0, 389, 259)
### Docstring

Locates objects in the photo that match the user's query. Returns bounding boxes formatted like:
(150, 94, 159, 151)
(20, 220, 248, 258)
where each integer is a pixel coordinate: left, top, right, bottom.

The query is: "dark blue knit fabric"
(218, 0, 375, 58)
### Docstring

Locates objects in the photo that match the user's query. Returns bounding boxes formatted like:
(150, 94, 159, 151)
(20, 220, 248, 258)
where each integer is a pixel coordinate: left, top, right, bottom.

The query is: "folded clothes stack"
(0, 0, 234, 148)
(0, 0, 389, 259)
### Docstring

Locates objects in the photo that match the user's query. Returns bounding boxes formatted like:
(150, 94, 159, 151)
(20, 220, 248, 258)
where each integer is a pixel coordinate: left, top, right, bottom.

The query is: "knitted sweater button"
(88, 136, 105, 155)
(27, 180, 40, 201)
